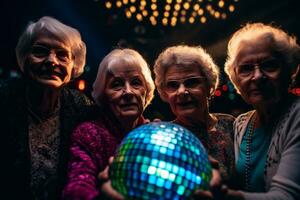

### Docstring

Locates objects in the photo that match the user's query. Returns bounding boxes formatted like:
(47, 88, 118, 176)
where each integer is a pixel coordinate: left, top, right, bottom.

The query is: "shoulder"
(62, 87, 94, 106)
(212, 113, 235, 130)
(71, 120, 109, 144)
(234, 110, 254, 127)
(277, 96, 300, 136)
(73, 120, 106, 136)
(213, 113, 235, 123)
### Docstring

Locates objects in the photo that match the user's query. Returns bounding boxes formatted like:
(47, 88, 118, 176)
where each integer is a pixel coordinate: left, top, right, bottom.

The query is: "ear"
(291, 64, 300, 81)
(71, 67, 77, 78)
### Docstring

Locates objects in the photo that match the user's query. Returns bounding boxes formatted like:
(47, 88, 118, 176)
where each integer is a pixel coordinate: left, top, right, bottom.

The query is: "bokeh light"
(102, 0, 240, 26)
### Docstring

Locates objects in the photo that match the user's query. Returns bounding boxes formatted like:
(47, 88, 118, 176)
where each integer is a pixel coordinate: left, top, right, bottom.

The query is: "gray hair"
(92, 48, 155, 108)
(153, 45, 220, 101)
(16, 16, 86, 78)
(224, 22, 300, 93)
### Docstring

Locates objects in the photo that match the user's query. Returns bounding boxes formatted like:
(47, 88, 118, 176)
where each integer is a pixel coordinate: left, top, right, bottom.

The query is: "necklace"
(244, 113, 257, 191)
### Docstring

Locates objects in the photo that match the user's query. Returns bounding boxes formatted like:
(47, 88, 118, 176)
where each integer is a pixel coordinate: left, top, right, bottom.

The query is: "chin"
(176, 109, 196, 118)
(36, 78, 65, 88)
(121, 110, 141, 118)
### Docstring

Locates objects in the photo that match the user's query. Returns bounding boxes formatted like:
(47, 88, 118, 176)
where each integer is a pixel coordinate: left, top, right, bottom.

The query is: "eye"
(31, 45, 49, 57)
(184, 77, 204, 88)
(131, 78, 143, 88)
(165, 81, 180, 91)
(260, 60, 280, 72)
(110, 79, 124, 90)
(237, 64, 254, 75)
(55, 49, 72, 62)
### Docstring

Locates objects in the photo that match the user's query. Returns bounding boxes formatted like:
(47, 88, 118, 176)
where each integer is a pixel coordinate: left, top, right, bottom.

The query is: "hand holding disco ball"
(109, 122, 212, 200)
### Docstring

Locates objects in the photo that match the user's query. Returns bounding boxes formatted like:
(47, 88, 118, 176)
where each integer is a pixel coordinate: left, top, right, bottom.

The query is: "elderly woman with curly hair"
(153, 45, 235, 186)
(198, 23, 300, 200)
(0, 16, 93, 200)
(62, 48, 155, 200)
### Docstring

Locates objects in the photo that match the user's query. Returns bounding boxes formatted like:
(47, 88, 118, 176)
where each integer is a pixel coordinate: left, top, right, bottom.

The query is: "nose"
(123, 82, 134, 94)
(177, 83, 186, 94)
(251, 65, 264, 80)
(45, 52, 59, 66)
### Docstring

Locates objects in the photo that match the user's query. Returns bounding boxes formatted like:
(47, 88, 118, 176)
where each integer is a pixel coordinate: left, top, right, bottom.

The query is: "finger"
(108, 156, 115, 165)
(153, 118, 161, 122)
(192, 189, 214, 199)
(98, 165, 109, 181)
(144, 119, 151, 124)
(208, 156, 220, 170)
(101, 181, 124, 200)
(210, 169, 222, 188)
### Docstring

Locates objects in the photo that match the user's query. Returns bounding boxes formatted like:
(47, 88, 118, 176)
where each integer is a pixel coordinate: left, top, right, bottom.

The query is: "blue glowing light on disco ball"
(109, 122, 212, 200)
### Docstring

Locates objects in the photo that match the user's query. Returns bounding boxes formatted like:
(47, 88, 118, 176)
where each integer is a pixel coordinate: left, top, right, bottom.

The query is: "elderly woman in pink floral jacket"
(62, 48, 155, 200)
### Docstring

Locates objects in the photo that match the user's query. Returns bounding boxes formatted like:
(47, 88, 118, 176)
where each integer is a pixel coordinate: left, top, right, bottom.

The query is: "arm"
(62, 122, 105, 200)
(239, 106, 300, 200)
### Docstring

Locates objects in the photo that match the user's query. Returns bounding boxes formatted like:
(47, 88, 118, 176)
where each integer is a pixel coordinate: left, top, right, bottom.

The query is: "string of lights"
(102, 0, 240, 26)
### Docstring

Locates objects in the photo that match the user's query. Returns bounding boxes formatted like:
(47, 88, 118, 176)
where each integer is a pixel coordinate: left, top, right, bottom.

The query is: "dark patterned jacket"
(0, 78, 96, 200)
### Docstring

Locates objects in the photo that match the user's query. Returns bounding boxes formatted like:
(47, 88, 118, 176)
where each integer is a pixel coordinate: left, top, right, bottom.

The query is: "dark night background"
(1, 0, 300, 120)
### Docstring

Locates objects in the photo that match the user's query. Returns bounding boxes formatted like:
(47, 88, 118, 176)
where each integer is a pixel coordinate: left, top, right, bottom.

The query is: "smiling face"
(103, 63, 147, 123)
(162, 64, 209, 123)
(234, 40, 288, 107)
(25, 33, 74, 88)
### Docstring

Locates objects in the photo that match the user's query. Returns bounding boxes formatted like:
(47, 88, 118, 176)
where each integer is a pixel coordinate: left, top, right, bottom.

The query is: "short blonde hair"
(224, 23, 300, 93)
(92, 48, 155, 108)
(153, 45, 220, 101)
(16, 16, 86, 78)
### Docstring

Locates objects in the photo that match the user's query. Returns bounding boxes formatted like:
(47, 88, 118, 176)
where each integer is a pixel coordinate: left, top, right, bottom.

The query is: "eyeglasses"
(235, 58, 281, 78)
(164, 76, 206, 93)
(31, 45, 74, 64)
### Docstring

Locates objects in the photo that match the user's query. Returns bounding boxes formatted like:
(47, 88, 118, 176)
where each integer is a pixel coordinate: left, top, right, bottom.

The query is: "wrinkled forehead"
(165, 63, 204, 78)
(32, 30, 71, 49)
(108, 59, 143, 76)
(235, 39, 275, 64)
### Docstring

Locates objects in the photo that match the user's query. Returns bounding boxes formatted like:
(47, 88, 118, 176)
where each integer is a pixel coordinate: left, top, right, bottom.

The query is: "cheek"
(135, 88, 147, 106)
(105, 90, 122, 103)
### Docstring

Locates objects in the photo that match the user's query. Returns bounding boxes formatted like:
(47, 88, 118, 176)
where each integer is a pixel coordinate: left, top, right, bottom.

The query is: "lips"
(38, 70, 64, 80)
(177, 101, 196, 107)
(119, 103, 138, 109)
(249, 88, 264, 95)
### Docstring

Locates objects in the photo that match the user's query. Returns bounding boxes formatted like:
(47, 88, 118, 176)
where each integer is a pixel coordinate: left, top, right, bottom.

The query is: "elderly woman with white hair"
(153, 45, 235, 186)
(197, 23, 300, 200)
(0, 16, 93, 199)
(62, 48, 155, 200)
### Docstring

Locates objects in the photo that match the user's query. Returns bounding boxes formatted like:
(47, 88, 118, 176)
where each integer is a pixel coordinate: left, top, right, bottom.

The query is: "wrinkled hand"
(191, 156, 227, 200)
(144, 118, 162, 124)
(191, 156, 245, 200)
(98, 157, 124, 200)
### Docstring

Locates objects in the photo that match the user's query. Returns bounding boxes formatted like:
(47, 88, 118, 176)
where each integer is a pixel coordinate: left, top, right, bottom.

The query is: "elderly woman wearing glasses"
(62, 48, 155, 200)
(197, 23, 300, 200)
(0, 16, 94, 199)
(153, 45, 235, 185)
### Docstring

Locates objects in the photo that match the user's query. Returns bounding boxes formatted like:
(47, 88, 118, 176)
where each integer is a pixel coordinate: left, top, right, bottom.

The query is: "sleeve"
(241, 104, 300, 200)
(62, 122, 105, 200)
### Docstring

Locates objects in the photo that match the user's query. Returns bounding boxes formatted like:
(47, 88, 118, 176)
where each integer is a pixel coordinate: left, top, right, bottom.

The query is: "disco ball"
(109, 122, 212, 200)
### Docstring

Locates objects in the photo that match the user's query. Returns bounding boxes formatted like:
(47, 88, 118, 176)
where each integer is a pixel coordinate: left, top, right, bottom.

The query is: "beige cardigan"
(233, 96, 300, 200)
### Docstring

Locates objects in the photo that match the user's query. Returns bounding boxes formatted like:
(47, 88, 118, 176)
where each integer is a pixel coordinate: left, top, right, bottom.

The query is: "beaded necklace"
(244, 113, 257, 191)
